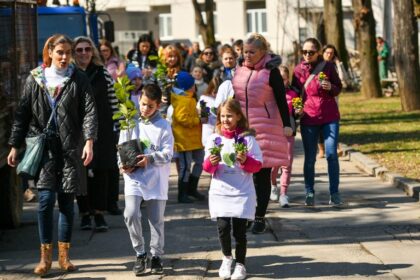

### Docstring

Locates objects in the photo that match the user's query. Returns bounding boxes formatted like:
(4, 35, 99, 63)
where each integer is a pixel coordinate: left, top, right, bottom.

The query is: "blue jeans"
(301, 121, 340, 195)
(178, 149, 204, 182)
(38, 189, 75, 244)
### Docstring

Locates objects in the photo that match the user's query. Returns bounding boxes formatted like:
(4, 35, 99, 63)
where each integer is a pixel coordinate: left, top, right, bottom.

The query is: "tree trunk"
(352, 0, 382, 98)
(191, 0, 216, 47)
(324, 0, 349, 71)
(392, 0, 420, 111)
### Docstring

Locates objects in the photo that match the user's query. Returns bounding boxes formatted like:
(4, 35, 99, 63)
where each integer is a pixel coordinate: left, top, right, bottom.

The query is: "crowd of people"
(7, 32, 344, 279)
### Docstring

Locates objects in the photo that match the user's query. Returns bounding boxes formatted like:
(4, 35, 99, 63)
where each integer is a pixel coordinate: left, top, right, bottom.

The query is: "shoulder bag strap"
(302, 60, 327, 100)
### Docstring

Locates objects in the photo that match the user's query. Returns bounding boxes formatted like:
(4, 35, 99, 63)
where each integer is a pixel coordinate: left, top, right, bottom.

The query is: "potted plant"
(112, 76, 142, 168)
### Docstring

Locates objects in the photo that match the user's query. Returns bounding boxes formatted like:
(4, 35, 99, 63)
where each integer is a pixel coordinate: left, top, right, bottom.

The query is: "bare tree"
(352, 0, 382, 98)
(392, 0, 420, 111)
(323, 0, 349, 71)
(191, 0, 216, 47)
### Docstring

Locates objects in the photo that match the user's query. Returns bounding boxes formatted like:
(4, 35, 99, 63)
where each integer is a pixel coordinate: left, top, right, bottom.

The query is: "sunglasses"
(75, 47, 92, 53)
(302, 50, 316, 56)
(203, 52, 214, 56)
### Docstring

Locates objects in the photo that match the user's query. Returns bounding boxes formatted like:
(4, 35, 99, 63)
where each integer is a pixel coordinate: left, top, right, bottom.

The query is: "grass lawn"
(339, 92, 420, 181)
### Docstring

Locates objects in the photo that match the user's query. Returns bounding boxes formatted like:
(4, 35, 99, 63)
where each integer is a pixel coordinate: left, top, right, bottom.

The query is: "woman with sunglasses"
(195, 46, 220, 83)
(292, 37, 342, 207)
(99, 39, 126, 81)
(7, 34, 97, 276)
(73, 36, 120, 232)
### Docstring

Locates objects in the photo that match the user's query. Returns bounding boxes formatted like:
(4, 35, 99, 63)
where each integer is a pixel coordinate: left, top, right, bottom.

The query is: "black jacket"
(82, 63, 117, 170)
(9, 66, 97, 193)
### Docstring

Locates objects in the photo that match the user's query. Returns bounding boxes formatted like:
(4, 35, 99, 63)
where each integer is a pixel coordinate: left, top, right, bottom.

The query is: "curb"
(340, 143, 420, 202)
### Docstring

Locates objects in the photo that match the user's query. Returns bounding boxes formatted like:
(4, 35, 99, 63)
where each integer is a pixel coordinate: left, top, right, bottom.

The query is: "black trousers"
(253, 167, 271, 217)
(217, 217, 247, 265)
(107, 168, 120, 207)
(76, 169, 109, 214)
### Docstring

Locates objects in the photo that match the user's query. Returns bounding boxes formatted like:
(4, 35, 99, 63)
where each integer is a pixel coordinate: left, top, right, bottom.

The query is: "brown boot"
(58, 241, 76, 271)
(34, 243, 53, 276)
(317, 143, 325, 158)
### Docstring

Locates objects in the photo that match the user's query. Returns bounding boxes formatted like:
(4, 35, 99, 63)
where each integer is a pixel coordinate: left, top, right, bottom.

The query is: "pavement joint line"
(340, 142, 420, 202)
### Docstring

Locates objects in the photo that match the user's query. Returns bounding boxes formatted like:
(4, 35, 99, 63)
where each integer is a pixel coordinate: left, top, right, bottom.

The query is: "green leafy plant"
(112, 76, 137, 137)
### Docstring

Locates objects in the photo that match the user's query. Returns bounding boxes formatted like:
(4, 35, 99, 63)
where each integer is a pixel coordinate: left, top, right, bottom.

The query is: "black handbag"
(17, 107, 57, 178)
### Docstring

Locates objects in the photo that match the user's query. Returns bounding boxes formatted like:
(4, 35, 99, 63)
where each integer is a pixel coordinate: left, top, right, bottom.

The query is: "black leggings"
(217, 217, 247, 265)
(76, 169, 109, 213)
(253, 168, 271, 217)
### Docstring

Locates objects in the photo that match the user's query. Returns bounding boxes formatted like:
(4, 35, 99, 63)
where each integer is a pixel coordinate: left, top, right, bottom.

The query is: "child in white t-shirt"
(203, 99, 262, 280)
(118, 84, 174, 276)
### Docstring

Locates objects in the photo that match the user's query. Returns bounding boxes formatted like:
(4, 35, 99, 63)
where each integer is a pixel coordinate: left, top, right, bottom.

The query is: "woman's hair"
(204, 76, 222, 97)
(163, 44, 183, 78)
(232, 39, 243, 49)
(99, 39, 117, 59)
(73, 36, 103, 66)
(42, 34, 73, 67)
(141, 84, 162, 104)
(136, 33, 157, 54)
(322, 44, 339, 59)
(303, 37, 322, 51)
(245, 33, 269, 52)
(220, 44, 237, 59)
(215, 99, 249, 133)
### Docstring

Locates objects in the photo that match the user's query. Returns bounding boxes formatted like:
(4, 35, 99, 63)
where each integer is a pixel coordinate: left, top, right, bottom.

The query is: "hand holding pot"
(136, 155, 148, 168)
(236, 152, 247, 165)
(209, 154, 221, 166)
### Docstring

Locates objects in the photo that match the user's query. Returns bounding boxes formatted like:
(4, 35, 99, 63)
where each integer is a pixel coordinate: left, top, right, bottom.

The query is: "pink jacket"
(292, 59, 342, 125)
(232, 54, 290, 168)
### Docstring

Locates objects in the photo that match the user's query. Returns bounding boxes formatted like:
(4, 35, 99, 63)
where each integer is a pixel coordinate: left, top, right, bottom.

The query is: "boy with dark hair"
(118, 84, 174, 276)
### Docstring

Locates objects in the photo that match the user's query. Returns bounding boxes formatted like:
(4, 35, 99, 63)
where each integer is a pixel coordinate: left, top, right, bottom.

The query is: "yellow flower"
(292, 97, 303, 110)
(318, 72, 327, 81)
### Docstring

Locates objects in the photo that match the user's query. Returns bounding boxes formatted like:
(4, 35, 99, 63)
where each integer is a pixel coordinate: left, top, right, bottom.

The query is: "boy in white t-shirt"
(118, 84, 174, 276)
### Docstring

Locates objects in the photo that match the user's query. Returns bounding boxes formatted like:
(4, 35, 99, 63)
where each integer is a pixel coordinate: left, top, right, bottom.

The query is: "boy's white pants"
(124, 195, 166, 257)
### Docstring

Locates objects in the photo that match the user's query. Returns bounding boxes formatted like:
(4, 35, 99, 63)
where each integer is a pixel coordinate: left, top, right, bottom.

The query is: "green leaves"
(222, 152, 236, 168)
(112, 76, 138, 134)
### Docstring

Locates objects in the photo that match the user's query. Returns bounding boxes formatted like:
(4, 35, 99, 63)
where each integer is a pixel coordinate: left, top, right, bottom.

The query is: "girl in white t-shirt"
(203, 99, 262, 280)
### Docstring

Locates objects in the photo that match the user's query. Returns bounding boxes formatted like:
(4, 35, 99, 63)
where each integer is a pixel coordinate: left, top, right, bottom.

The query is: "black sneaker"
(133, 253, 147, 276)
(150, 256, 163, 274)
(251, 217, 266, 234)
(80, 215, 92, 230)
(94, 214, 109, 232)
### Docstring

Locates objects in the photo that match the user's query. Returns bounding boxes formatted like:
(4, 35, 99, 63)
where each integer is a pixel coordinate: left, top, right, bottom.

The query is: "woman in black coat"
(7, 34, 97, 276)
(73, 36, 120, 232)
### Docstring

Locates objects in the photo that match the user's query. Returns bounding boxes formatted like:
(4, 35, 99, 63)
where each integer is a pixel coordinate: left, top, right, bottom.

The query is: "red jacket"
(292, 59, 342, 125)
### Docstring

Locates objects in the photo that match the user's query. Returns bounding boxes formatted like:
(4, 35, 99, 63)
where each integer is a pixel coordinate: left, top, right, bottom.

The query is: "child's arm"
(239, 156, 262, 173)
(202, 135, 220, 174)
(203, 155, 220, 174)
(147, 126, 174, 166)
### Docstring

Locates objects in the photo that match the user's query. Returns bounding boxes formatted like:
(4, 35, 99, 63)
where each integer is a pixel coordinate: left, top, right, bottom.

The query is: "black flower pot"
(117, 139, 143, 168)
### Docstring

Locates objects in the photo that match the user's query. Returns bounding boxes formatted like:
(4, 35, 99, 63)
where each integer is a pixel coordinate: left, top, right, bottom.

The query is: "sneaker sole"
(151, 269, 163, 274)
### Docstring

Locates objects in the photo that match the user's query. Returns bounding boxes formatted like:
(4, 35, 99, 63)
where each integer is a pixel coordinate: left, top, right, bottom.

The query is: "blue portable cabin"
(37, 6, 96, 59)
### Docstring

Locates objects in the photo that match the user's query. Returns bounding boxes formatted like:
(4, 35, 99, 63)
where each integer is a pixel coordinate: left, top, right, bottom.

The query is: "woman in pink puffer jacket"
(232, 33, 293, 234)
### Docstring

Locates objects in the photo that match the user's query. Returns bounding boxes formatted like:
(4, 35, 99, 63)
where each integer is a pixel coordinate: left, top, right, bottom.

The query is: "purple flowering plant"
(233, 134, 248, 155)
(209, 136, 223, 156)
(199, 100, 210, 118)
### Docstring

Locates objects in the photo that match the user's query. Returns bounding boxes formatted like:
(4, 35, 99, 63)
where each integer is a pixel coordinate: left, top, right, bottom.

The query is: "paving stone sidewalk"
(1, 135, 419, 279)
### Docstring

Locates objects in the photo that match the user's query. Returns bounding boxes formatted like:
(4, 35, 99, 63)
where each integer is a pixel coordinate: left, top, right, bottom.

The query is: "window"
(246, 9, 267, 33)
(159, 13, 172, 39)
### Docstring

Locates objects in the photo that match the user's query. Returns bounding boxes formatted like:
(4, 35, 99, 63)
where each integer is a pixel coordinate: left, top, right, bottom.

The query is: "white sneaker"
(270, 185, 279, 201)
(231, 263, 247, 280)
(218, 256, 233, 279)
(279, 194, 289, 208)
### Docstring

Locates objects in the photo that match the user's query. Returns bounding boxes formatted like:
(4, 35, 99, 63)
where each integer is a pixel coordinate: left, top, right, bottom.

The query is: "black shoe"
(94, 214, 109, 232)
(178, 194, 194, 203)
(252, 217, 266, 234)
(178, 181, 193, 203)
(107, 202, 122, 215)
(188, 175, 205, 201)
(133, 253, 147, 276)
(150, 256, 163, 274)
(80, 215, 92, 230)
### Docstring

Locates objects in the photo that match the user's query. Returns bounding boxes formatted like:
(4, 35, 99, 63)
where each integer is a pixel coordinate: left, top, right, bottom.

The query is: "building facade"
(92, 0, 393, 59)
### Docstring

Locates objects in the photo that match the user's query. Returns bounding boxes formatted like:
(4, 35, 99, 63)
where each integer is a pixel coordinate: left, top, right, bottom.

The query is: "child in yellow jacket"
(171, 71, 205, 203)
